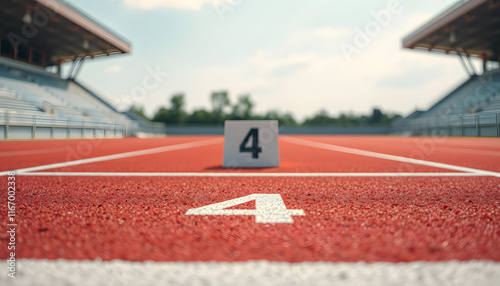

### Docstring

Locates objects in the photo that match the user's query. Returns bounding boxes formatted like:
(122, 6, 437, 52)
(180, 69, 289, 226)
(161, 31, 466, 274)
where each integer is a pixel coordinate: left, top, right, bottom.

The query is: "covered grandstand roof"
(403, 0, 500, 62)
(0, 0, 131, 66)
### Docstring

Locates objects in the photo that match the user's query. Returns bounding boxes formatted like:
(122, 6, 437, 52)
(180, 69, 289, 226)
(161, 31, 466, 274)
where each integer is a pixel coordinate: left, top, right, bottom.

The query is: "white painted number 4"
(186, 194, 305, 223)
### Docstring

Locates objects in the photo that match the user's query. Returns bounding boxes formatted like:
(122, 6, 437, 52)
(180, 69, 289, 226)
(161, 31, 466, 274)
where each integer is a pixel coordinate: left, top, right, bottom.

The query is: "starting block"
(223, 120, 280, 168)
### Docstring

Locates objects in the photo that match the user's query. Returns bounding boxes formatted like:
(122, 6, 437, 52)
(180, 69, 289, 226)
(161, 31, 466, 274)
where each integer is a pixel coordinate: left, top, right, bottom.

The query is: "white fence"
(0, 112, 131, 140)
(393, 112, 500, 137)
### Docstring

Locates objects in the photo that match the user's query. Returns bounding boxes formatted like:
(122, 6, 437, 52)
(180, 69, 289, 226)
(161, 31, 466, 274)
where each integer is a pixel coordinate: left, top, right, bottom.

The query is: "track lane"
(290, 136, 500, 172)
(2, 176, 499, 263)
(30, 138, 455, 174)
(283, 137, 500, 177)
(0, 136, 219, 172)
(3, 135, 499, 175)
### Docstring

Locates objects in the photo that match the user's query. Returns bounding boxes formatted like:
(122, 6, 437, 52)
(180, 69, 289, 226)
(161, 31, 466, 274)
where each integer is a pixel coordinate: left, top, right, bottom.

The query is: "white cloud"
(105, 65, 123, 74)
(104, 4, 467, 120)
(187, 16, 464, 119)
(289, 27, 350, 45)
(122, 0, 212, 11)
(248, 51, 318, 76)
(141, 18, 466, 120)
(313, 27, 350, 40)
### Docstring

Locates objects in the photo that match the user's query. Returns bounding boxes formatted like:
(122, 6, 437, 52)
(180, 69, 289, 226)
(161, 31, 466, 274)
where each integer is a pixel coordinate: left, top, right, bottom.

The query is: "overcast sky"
(68, 0, 481, 120)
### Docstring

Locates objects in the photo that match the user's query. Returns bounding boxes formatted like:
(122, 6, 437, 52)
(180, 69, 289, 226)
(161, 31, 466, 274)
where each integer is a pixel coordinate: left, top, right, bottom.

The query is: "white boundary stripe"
(3, 259, 499, 286)
(283, 137, 500, 178)
(0, 138, 223, 176)
(18, 172, 488, 177)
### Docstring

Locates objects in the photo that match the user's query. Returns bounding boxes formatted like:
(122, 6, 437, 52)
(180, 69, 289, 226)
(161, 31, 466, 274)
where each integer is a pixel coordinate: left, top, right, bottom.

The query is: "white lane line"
(3, 259, 500, 286)
(0, 147, 68, 157)
(17, 172, 488, 177)
(283, 137, 500, 178)
(0, 138, 223, 176)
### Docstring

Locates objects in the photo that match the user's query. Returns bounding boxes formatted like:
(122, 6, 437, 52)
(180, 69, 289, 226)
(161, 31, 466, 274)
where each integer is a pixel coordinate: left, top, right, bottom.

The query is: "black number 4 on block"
(239, 128, 262, 159)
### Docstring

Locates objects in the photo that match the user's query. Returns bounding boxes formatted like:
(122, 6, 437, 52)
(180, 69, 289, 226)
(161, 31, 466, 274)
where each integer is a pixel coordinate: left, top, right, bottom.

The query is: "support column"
(5, 113, 9, 140)
(457, 48, 476, 76)
(32, 115, 36, 139)
(498, 48, 500, 66)
(28, 47, 33, 65)
(13, 43, 18, 60)
(460, 116, 464, 136)
(482, 56, 487, 74)
(497, 113, 500, 137)
(41, 51, 46, 67)
(57, 60, 63, 78)
(475, 115, 479, 137)
(72, 57, 85, 79)
(447, 116, 451, 136)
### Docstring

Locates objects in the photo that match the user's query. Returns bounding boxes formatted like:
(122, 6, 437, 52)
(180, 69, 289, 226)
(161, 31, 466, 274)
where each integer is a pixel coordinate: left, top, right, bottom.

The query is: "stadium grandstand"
(394, 0, 500, 137)
(0, 0, 163, 140)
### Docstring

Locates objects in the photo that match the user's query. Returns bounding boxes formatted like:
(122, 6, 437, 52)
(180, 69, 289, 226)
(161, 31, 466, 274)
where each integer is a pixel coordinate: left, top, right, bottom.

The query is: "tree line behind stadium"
(131, 91, 401, 127)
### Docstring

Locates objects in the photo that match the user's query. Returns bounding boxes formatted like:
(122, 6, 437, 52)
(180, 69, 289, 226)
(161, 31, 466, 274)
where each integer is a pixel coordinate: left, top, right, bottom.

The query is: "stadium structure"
(0, 0, 162, 140)
(0, 1, 499, 285)
(394, 0, 500, 137)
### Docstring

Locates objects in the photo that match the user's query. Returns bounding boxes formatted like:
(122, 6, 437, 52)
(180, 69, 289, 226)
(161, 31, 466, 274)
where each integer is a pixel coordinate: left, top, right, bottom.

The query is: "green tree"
(171, 94, 185, 112)
(211, 91, 230, 116)
(264, 110, 298, 126)
(370, 108, 383, 124)
(279, 112, 298, 126)
(152, 107, 170, 123)
(186, 109, 216, 125)
(129, 105, 149, 121)
(303, 109, 336, 126)
(150, 91, 402, 128)
(231, 94, 254, 119)
(152, 93, 187, 125)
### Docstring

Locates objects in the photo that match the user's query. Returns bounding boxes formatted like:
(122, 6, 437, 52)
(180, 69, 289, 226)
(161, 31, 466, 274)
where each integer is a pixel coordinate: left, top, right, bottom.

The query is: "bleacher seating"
(0, 57, 136, 136)
(393, 68, 500, 137)
(479, 92, 500, 113)
(423, 69, 500, 117)
(0, 87, 44, 115)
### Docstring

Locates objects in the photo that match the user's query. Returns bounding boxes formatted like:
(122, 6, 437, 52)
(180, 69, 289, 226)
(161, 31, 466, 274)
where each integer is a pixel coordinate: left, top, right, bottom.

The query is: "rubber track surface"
(1, 136, 499, 263)
(1, 176, 499, 262)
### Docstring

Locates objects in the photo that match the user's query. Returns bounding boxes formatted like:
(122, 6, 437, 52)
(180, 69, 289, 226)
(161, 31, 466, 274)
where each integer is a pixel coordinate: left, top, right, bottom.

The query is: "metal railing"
(138, 122, 167, 135)
(0, 111, 135, 139)
(392, 112, 500, 137)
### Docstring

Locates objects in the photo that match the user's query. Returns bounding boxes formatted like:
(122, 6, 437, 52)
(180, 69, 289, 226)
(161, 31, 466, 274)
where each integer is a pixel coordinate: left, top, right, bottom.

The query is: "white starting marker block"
(223, 120, 280, 168)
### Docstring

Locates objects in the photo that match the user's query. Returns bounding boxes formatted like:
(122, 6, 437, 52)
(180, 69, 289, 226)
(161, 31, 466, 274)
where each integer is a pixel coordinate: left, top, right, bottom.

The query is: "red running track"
(0, 136, 499, 263)
(36, 138, 452, 173)
(0, 136, 216, 171)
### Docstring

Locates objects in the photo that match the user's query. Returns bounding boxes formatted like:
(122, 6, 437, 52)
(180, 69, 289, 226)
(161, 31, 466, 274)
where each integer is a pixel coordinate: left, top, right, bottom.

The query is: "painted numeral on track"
(185, 194, 305, 223)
